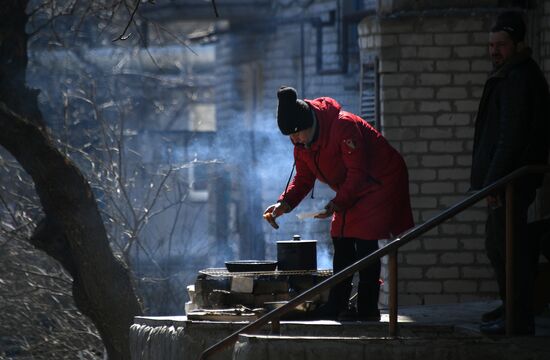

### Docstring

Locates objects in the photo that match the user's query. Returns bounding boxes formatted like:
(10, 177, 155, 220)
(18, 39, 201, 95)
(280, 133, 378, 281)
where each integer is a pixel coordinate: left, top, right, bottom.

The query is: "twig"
(113, 0, 141, 41)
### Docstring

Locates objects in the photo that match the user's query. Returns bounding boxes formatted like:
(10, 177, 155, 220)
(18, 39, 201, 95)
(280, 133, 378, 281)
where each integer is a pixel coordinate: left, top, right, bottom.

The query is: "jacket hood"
(303, 97, 342, 149)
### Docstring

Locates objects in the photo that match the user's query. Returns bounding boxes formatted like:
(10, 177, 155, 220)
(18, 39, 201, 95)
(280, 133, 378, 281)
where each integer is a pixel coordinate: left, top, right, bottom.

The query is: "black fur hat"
(276, 86, 313, 135)
(492, 11, 526, 43)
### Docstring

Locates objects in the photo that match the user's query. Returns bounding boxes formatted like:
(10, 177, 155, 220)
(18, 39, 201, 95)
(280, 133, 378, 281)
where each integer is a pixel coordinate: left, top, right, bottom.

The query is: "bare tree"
(0, 1, 143, 358)
(1, 0, 220, 357)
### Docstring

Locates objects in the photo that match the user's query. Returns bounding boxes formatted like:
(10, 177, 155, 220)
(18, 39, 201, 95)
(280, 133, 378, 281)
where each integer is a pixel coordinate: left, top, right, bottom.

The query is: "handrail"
(199, 165, 550, 360)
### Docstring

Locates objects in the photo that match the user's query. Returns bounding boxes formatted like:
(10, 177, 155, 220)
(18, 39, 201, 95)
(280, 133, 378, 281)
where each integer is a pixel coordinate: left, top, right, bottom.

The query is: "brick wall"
(358, 12, 499, 305)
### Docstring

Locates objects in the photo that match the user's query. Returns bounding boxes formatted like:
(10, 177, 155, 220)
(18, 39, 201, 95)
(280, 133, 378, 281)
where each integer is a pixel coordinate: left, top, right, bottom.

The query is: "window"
(359, 57, 380, 130)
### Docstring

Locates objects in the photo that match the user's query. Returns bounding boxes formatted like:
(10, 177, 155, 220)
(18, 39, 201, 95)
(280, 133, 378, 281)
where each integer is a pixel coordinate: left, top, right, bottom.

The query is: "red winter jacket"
(279, 97, 414, 240)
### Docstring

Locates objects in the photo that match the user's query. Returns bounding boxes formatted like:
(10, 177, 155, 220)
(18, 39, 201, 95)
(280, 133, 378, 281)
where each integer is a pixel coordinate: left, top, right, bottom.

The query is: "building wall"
(358, 4, 549, 306)
(359, 11, 499, 305)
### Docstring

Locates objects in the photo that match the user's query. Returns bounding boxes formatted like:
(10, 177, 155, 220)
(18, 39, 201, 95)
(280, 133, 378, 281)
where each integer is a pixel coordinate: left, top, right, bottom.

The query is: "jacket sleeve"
(278, 148, 316, 210)
(331, 121, 378, 210)
(484, 70, 529, 187)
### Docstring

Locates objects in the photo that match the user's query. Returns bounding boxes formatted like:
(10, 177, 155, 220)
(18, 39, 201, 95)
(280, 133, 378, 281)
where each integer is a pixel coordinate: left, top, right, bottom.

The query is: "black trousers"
(485, 187, 538, 327)
(327, 237, 380, 315)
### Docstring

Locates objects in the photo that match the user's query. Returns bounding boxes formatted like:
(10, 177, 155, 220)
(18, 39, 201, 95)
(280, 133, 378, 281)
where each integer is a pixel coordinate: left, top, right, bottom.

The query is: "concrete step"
(234, 332, 550, 360)
(129, 301, 550, 360)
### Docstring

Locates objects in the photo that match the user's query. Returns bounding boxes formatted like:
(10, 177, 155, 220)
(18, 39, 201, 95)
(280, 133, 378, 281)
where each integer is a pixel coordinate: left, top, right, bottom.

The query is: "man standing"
(470, 11, 550, 335)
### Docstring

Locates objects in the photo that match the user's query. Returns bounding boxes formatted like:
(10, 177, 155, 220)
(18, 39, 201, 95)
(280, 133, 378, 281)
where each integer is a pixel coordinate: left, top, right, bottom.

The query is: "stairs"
(129, 301, 550, 360)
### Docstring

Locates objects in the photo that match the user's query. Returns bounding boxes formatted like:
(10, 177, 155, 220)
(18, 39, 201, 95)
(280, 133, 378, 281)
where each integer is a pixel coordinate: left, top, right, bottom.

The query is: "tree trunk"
(0, 1, 143, 359)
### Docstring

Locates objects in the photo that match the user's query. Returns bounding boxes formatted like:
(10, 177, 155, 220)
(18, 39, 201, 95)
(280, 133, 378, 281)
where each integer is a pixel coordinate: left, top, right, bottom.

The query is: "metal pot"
(225, 260, 278, 272)
(277, 234, 317, 271)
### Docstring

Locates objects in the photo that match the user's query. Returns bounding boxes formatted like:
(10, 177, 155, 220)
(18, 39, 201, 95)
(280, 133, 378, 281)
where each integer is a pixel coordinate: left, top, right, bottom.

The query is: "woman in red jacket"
(264, 86, 414, 321)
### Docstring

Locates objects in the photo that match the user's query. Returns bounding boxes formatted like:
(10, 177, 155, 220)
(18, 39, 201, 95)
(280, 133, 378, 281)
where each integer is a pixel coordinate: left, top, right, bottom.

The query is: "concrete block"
(419, 73, 452, 86)
(456, 155, 472, 166)
(425, 266, 460, 279)
(407, 281, 443, 293)
(401, 115, 434, 126)
(443, 280, 477, 293)
(398, 266, 423, 279)
(455, 126, 475, 139)
(409, 169, 437, 181)
(400, 46, 417, 58)
(437, 167, 470, 180)
(431, 141, 464, 153)
(381, 73, 415, 86)
(435, 113, 471, 126)
(400, 60, 435, 72)
(471, 59, 492, 72)
(455, 209, 487, 222)
(383, 128, 417, 141)
(451, 19, 484, 32)
(434, 33, 468, 46)
(417, 46, 452, 59)
(453, 73, 487, 85)
(399, 34, 434, 46)
(479, 280, 498, 292)
(436, 60, 470, 72)
(400, 241, 422, 252)
(419, 127, 453, 139)
(379, 60, 398, 73)
(403, 154, 420, 167)
(400, 87, 435, 99)
(381, 87, 399, 100)
(402, 141, 428, 153)
(411, 196, 437, 208)
(460, 238, 485, 250)
(419, 101, 452, 113)
(420, 210, 441, 221)
(423, 238, 458, 250)
(381, 19, 415, 34)
(454, 101, 479, 113)
(453, 46, 487, 58)
(472, 32, 490, 45)
(405, 253, 438, 265)
(436, 87, 468, 99)
(439, 195, 467, 207)
(462, 266, 494, 279)
(440, 252, 475, 264)
(382, 101, 416, 114)
(420, 19, 450, 33)
(440, 224, 473, 236)
(421, 155, 454, 167)
(420, 182, 454, 194)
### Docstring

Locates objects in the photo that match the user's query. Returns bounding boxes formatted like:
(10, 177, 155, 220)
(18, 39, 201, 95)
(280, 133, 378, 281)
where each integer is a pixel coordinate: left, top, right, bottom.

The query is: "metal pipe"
(199, 165, 550, 360)
(388, 250, 398, 336)
(505, 182, 515, 335)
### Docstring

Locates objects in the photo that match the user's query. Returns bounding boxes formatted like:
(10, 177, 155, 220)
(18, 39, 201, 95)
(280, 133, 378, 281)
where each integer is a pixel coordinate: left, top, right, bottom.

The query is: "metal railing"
(199, 165, 550, 360)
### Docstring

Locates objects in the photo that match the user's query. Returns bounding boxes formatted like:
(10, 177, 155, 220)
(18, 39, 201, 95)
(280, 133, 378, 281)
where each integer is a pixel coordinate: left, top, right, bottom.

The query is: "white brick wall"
(358, 12, 499, 306)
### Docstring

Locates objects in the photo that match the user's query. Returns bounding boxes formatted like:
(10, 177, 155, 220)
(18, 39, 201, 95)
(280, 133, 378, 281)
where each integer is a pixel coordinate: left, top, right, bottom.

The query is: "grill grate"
(199, 268, 332, 277)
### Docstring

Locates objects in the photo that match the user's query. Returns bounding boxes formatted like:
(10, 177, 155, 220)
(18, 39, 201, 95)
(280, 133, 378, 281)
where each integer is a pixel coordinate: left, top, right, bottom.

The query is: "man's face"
(489, 31, 517, 68)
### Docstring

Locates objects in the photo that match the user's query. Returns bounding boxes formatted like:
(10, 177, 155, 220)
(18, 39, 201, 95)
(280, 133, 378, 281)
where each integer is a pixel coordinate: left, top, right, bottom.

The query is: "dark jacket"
(470, 49, 550, 190)
(279, 97, 414, 240)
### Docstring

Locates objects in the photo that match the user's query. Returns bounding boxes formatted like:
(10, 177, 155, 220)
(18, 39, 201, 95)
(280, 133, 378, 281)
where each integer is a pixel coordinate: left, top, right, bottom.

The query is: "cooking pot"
(225, 260, 278, 272)
(277, 234, 317, 271)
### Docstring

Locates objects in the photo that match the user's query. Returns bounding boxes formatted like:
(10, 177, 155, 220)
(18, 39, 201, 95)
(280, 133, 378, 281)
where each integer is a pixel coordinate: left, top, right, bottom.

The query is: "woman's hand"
(314, 201, 339, 219)
(263, 202, 291, 229)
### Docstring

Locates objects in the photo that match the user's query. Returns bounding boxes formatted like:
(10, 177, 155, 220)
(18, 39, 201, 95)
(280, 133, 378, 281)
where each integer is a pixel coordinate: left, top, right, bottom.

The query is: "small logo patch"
(344, 139, 356, 150)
